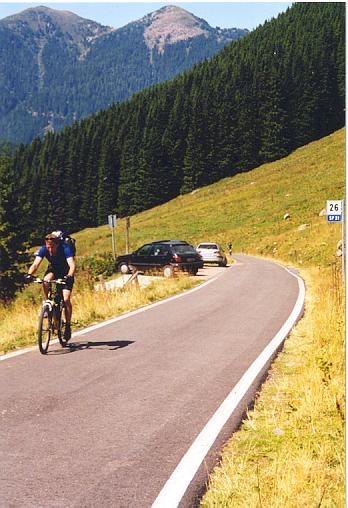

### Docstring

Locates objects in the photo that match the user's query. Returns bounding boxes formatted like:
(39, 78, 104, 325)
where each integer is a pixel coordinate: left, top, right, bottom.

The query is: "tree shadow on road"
(48, 340, 135, 355)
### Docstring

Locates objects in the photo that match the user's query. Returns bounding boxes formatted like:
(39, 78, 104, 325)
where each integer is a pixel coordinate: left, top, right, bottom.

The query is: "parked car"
(116, 240, 204, 277)
(195, 242, 227, 266)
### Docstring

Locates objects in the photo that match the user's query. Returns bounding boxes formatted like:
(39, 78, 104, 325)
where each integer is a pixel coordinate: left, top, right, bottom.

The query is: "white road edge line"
(151, 267, 305, 508)
(1, 270, 225, 362)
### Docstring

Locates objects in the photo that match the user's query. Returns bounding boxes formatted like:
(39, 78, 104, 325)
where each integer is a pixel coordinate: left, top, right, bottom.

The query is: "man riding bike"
(26, 233, 76, 341)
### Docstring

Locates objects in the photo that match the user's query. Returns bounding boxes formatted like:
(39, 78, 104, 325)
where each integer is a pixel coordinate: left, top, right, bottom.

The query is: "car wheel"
(163, 265, 174, 278)
(119, 262, 130, 274)
(189, 268, 198, 275)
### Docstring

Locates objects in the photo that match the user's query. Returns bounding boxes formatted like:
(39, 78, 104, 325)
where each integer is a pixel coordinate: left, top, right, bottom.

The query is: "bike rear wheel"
(38, 305, 52, 354)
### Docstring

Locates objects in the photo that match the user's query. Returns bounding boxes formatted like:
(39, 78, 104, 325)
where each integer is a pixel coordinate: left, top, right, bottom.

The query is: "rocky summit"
(2, 6, 114, 57)
(142, 5, 210, 53)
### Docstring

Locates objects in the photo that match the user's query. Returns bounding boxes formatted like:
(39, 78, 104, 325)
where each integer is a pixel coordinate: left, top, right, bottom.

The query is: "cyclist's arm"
(28, 256, 43, 276)
(66, 257, 76, 277)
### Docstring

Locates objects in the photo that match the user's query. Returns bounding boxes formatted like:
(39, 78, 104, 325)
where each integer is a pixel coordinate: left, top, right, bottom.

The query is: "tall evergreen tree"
(97, 137, 120, 225)
(181, 84, 207, 193)
(0, 155, 28, 300)
(259, 68, 289, 162)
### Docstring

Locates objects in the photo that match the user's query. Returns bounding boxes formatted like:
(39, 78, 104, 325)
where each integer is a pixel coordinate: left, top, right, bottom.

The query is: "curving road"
(0, 255, 304, 508)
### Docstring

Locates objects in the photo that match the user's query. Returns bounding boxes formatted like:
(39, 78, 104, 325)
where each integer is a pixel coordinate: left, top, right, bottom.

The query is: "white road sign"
(108, 214, 117, 228)
(326, 200, 343, 222)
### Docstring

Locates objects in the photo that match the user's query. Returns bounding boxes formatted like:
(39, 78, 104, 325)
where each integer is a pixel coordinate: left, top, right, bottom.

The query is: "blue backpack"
(52, 231, 76, 256)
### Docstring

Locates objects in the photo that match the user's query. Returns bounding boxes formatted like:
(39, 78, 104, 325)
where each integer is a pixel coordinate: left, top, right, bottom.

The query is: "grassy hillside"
(75, 128, 344, 268)
(1, 129, 345, 505)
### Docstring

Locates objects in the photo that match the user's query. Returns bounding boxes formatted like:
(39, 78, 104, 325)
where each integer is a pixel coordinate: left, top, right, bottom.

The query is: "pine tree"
(79, 122, 103, 227)
(181, 85, 207, 193)
(117, 136, 140, 217)
(234, 68, 260, 172)
(259, 68, 290, 162)
(97, 137, 119, 225)
(0, 155, 29, 300)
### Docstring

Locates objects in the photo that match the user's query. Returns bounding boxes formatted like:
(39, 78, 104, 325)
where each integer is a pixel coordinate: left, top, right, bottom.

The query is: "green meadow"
(75, 129, 344, 269)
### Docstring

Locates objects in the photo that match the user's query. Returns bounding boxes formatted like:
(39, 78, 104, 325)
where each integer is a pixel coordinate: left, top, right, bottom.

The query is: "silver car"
(196, 242, 228, 266)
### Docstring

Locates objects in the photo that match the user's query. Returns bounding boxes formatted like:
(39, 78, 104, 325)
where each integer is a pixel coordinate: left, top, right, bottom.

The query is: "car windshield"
(198, 244, 218, 249)
(172, 244, 197, 254)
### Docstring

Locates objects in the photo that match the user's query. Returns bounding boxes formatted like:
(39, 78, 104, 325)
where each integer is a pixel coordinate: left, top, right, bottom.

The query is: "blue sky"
(0, 2, 292, 30)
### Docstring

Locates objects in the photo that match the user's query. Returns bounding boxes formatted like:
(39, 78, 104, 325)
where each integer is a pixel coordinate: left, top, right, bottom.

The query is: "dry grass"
(201, 263, 345, 507)
(72, 273, 199, 328)
(0, 273, 199, 354)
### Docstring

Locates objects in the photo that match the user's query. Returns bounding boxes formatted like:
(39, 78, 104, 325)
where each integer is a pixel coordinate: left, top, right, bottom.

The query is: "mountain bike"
(33, 278, 68, 354)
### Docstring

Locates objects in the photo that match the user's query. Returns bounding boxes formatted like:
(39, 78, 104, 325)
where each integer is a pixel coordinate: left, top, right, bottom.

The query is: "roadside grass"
(1, 129, 344, 504)
(0, 273, 200, 354)
(200, 264, 345, 507)
(71, 272, 200, 329)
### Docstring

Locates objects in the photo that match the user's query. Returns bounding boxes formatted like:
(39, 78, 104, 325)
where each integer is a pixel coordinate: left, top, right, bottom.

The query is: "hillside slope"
(0, 5, 247, 143)
(75, 128, 345, 270)
(11, 2, 344, 243)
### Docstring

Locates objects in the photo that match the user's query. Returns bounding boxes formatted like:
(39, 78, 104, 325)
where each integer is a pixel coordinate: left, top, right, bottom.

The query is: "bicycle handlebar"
(33, 278, 66, 285)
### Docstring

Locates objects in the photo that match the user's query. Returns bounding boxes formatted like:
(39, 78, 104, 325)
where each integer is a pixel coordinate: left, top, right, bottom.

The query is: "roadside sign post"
(108, 214, 117, 260)
(342, 200, 345, 274)
(326, 200, 344, 273)
(125, 216, 130, 254)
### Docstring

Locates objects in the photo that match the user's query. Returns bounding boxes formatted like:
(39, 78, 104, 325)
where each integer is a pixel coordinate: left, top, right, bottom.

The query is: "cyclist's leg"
(63, 289, 72, 324)
(62, 276, 74, 340)
(62, 275, 74, 323)
(43, 269, 54, 298)
(62, 290, 72, 341)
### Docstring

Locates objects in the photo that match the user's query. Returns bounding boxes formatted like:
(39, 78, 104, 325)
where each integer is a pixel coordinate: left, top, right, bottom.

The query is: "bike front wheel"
(38, 305, 52, 354)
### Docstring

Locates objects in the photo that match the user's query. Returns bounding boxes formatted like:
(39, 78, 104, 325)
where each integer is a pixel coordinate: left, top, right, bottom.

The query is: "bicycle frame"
(36, 279, 65, 310)
(34, 278, 67, 353)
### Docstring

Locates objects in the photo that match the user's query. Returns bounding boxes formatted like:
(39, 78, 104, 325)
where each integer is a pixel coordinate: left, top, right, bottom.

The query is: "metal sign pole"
(342, 200, 344, 274)
(108, 214, 117, 260)
(326, 200, 344, 274)
(126, 216, 130, 254)
(111, 226, 115, 260)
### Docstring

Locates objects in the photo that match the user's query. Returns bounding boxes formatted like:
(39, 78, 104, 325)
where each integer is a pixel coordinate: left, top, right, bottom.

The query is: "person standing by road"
(26, 233, 76, 341)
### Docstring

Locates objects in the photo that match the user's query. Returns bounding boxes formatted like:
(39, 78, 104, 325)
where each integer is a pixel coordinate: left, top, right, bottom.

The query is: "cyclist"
(26, 233, 76, 341)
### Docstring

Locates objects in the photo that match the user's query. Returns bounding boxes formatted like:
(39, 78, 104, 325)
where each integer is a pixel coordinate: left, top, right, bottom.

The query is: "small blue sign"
(327, 214, 342, 222)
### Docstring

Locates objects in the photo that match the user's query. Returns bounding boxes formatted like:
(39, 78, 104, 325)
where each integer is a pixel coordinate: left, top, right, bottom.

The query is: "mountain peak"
(1, 6, 114, 54)
(3, 5, 88, 29)
(141, 5, 210, 52)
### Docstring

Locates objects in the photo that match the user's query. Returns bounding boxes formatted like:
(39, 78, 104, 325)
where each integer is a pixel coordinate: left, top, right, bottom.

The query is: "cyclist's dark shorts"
(45, 267, 74, 291)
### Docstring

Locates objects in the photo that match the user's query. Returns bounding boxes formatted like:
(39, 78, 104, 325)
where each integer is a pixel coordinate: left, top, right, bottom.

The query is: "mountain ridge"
(0, 5, 248, 143)
(9, 2, 344, 237)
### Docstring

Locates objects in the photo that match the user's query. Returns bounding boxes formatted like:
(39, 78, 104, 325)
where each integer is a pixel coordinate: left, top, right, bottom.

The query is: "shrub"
(79, 252, 116, 279)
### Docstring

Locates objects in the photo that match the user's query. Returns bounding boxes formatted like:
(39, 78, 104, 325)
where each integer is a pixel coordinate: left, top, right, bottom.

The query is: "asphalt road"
(0, 255, 303, 508)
